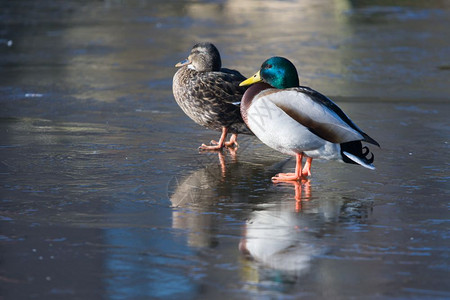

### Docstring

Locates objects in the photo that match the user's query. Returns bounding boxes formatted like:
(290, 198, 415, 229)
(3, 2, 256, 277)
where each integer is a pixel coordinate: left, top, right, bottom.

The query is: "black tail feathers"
(341, 141, 375, 170)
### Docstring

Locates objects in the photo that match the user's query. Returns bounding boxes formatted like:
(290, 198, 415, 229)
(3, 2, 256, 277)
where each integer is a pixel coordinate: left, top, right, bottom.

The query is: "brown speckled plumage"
(172, 43, 253, 148)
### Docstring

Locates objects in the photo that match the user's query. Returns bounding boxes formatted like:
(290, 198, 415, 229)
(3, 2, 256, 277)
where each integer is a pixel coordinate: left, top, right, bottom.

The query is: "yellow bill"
(239, 71, 262, 86)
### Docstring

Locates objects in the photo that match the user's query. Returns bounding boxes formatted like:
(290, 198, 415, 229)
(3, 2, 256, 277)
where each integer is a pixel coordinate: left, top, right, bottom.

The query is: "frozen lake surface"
(1, 0, 449, 299)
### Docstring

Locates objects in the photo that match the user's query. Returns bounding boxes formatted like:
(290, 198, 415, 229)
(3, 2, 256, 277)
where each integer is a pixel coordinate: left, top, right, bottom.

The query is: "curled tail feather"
(341, 141, 375, 170)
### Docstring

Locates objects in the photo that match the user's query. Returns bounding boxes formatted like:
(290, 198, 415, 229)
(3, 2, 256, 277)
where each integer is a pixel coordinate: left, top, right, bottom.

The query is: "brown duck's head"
(175, 42, 222, 72)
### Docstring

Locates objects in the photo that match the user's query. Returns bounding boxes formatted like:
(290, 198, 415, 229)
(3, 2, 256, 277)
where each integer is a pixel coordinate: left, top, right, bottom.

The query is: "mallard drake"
(173, 42, 252, 150)
(239, 57, 379, 182)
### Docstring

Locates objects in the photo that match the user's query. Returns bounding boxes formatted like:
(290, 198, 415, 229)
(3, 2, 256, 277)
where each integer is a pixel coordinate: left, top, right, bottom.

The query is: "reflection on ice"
(239, 181, 319, 277)
(169, 154, 376, 293)
(239, 186, 375, 289)
(169, 158, 224, 248)
(169, 151, 287, 248)
(240, 212, 321, 275)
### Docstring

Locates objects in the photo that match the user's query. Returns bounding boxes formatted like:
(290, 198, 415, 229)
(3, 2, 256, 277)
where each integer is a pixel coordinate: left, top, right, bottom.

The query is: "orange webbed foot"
(198, 130, 239, 151)
(208, 139, 238, 148)
(198, 143, 223, 151)
(272, 172, 305, 183)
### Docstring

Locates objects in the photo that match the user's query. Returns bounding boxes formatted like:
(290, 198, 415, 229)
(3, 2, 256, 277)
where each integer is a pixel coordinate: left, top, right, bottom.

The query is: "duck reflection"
(169, 151, 289, 248)
(169, 150, 373, 288)
(169, 154, 225, 248)
(239, 186, 373, 287)
(239, 180, 322, 277)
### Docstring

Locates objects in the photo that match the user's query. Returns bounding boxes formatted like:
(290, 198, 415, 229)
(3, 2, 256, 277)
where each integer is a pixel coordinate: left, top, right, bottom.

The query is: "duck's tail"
(341, 141, 375, 170)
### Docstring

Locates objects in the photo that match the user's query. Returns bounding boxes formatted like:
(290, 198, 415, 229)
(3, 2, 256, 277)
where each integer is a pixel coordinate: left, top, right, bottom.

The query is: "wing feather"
(260, 88, 377, 145)
(296, 86, 380, 146)
(193, 69, 248, 105)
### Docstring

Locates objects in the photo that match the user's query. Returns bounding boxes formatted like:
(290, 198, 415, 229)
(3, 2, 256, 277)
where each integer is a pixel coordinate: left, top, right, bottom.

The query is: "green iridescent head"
(240, 56, 299, 89)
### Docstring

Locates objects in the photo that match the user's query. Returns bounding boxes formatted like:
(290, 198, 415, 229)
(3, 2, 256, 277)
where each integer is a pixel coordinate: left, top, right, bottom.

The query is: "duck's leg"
(302, 157, 313, 177)
(199, 127, 228, 150)
(224, 133, 239, 148)
(272, 153, 304, 182)
(210, 132, 239, 148)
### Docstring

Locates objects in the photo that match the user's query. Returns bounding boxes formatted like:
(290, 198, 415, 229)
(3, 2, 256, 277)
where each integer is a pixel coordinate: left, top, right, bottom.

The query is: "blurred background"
(0, 0, 449, 299)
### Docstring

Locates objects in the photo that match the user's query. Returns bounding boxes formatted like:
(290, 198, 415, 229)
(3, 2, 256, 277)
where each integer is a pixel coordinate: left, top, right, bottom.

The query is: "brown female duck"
(173, 42, 252, 150)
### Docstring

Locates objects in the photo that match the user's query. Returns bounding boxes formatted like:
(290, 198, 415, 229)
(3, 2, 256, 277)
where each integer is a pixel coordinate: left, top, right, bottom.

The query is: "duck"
(173, 42, 252, 150)
(239, 57, 379, 182)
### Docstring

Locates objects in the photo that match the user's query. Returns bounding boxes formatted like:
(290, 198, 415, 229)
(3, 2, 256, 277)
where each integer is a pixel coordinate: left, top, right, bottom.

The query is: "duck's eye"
(265, 64, 272, 69)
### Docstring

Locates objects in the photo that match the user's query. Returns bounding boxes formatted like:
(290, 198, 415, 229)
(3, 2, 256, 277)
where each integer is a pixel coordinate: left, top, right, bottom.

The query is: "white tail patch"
(343, 151, 375, 170)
